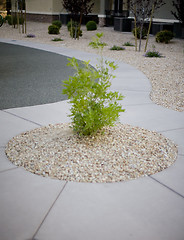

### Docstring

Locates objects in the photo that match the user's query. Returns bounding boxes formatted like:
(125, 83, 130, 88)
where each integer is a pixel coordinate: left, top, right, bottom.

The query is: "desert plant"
(86, 20, 97, 31)
(110, 45, 125, 51)
(52, 20, 62, 29)
(123, 41, 135, 46)
(7, 15, 24, 25)
(67, 20, 82, 39)
(26, 34, 36, 38)
(144, 46, 163, 57)
(144, 50, 162, 57)
(52, 37, 63, 41)
(63, 33, 125, 136)
(156, 30, 174, 43)
(132, 27, 147, 39)
(48, 25, 60, 34)
(89, 32, 107, 50)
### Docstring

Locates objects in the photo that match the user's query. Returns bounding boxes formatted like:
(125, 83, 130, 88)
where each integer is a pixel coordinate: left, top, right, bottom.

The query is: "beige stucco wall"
(53, 0, 63, 13)
(26, 0, 52, 13)
(0, 0, 6, 11)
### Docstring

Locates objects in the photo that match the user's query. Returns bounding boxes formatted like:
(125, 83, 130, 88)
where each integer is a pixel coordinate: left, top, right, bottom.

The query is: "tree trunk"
(144, 4, 155, 52)
(25, 0, 27, 34)
(134, 4, 137, 51)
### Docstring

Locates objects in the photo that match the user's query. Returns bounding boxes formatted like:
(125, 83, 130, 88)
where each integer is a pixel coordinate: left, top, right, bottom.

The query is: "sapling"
(63, 33, 125, 136)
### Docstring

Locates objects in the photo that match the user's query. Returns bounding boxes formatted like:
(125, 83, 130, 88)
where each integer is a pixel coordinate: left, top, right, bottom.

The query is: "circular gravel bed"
(5, 123, 177, 183)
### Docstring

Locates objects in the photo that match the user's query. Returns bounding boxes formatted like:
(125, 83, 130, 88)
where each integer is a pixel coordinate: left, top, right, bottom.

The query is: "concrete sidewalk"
(0, 39, 184, 240)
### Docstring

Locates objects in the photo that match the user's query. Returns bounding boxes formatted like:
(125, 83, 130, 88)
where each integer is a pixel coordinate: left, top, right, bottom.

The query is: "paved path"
(0, 39, 184, 240)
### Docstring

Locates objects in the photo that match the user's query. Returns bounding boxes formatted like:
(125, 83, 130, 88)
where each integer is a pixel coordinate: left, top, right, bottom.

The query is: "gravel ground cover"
(5, 123, 177, 183)
(2, 21, 181, 182)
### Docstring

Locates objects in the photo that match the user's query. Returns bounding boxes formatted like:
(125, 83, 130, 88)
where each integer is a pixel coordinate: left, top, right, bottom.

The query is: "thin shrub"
(52, 37, 63, 41)
(110, 45, 125, 51)
(132, 27, 147, 39)
(7, 15, 24, 25)
(123, 41, 134, 46)
(89, 32, 107, 50)
(63, 33, 125, 136)
(144, 50, 162, 57)
(67, 21, 82, 39)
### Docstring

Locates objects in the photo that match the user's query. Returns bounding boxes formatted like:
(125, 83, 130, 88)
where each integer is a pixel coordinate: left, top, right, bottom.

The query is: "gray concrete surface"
(0, 39, 184, 240)
(0, 42, 75, 110)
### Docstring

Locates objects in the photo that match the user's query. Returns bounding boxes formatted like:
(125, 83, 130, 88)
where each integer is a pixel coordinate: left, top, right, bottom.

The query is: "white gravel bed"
(5, 123, 177, 183)
(1, 22, 183, 111)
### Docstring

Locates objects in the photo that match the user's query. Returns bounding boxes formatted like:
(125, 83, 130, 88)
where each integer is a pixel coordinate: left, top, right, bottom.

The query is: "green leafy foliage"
(86, 20, 97, 31)
(144, 50, 162, 57)
(52, 20, 62, 29)
(52, 37, 63, 41)
(6, 15, 24, 25)
(63, 34, 125, 136)
(110, 45, 125, 51)
(48, 25, 60, 34)
(156, 30, 174, 44)
(123, 41, 134, 46)
(132, 27, 147, 39)
(89, 32, 107, 49)
(67, 20, 82, 39)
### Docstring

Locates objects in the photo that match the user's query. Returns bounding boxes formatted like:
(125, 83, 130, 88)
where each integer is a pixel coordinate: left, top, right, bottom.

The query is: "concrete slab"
(0, 110, 39, 146)
(119, 90, 153, 106)
(152, 155, 184, 197)
(5, 100, 71, 126)
(0, 147, 16, 172)
(35, 178, 184, 240)
(119, 104, 184, 132)
(0, 168, 66, 240)
(159, 128, 184, 156)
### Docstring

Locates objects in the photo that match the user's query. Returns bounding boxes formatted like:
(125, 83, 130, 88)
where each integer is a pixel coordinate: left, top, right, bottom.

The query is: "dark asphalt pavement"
(0, 42, 75, 109)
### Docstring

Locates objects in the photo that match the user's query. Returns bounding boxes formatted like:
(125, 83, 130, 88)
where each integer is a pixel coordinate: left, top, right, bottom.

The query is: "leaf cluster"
(110, 45, 125, 51)
(62, 57, 124, 136)
(63, 0, 94, 16)
(89, 33, 107, 50)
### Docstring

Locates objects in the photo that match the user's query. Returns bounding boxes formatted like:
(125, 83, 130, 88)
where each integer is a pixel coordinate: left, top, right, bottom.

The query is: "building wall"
(154, 0, 176, 21)
(26, 0, 52, 14)
(11, 0, 177, 23)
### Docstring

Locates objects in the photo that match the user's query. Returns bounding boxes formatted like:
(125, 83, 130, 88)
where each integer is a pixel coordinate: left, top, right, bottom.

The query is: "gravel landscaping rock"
(5, 123, 178, 183)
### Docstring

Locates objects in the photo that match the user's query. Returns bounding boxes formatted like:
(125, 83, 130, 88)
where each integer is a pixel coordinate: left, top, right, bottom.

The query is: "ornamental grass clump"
(63, 33, 125, 136)
(52, 37, 63, 41)
(144, 49, 162, 58)
(144, 45, 163, 58)
(26, 34, 36, 38)
(123, 41, 134, 46)
(110, 45, 125, 51)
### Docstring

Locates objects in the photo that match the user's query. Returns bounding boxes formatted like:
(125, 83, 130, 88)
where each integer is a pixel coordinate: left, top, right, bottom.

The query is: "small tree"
(63, 0, 94, 39)
(144, 0, 165, 52)
(63, 33, 125, 136)
(171, 0, 184, 25)
(128, 0, 165, 52)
